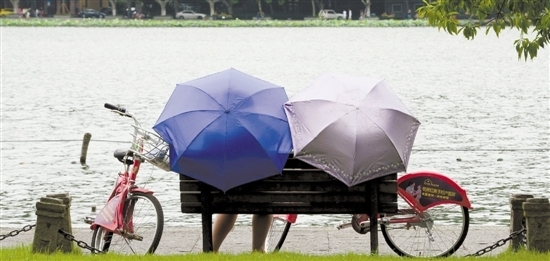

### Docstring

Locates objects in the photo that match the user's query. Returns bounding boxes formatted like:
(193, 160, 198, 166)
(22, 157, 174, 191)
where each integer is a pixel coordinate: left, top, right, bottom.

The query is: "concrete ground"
(1, 225, 512, 257)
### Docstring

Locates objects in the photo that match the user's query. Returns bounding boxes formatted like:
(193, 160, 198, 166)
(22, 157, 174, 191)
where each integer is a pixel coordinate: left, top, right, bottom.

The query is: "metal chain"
(465, 228, 526, 257)
(58, 229, 104, 254)
(0, 224, 36, 241)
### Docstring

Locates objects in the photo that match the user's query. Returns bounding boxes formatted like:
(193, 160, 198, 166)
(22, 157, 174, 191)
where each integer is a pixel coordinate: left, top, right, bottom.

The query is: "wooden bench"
(179, 155, 398, 253)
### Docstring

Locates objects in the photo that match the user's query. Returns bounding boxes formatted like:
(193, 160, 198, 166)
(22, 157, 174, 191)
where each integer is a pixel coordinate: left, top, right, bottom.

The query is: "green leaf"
(515, 42, 523, 60)
(528, 42, 539, 59)
(448, 20, 458, 34)
(493, 23, 501, 37)
(486, 24, 493, 35)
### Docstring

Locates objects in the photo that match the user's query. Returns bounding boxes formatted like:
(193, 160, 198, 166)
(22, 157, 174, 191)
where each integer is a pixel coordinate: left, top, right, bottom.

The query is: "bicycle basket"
(131, 126, 171, 172)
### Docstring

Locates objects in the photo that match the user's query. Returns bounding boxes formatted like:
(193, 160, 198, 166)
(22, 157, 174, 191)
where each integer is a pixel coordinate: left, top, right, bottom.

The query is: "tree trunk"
(206, 0, 217, 16)
(160, 2, 167, 16)
(257, 0, 262, 17)
(10, 0, 20, 14)
(361, 0, 371, 17)
(366, 0, 371, 17)
(311, 0, 314, 17)
(155, 0, 169, 16)
(314, 0, 323, 12)
(109, 0, 117, 16)
(220, 0, 232, 16)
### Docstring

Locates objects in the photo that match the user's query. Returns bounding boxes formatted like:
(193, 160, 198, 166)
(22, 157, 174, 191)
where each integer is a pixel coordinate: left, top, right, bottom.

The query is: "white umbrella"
(283, 72, 420, 186)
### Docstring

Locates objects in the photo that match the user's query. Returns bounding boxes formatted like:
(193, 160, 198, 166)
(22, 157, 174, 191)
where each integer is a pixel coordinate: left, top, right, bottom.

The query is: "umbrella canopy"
(283, 72, 420, 187)
(153, 68, 293, 192)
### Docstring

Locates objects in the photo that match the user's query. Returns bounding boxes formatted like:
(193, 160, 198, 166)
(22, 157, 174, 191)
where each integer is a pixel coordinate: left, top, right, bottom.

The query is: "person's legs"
(251, 214, 273, 252)
(212, 214, 238, 252)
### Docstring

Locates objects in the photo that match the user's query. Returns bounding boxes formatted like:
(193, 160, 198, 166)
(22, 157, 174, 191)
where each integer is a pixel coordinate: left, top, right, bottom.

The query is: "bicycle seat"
(114, 148, 134, 165)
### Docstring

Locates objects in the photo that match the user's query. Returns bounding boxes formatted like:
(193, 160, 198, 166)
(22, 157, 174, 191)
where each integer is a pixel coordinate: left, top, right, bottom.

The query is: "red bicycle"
(265, 170, 472, 257)
(84, 103, 170, 255)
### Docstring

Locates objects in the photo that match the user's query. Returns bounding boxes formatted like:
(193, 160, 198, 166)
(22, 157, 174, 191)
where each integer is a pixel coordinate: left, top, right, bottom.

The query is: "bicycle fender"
(273, 214, 298, 224)
(130, 187, 154, 194)
(398, 170, 472, 211)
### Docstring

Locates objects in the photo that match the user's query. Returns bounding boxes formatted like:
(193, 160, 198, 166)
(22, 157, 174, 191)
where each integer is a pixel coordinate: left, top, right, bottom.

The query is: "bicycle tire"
(91, 192, 164, 255)
(265, 216, 291, 252)
(381, 201, 469, 257)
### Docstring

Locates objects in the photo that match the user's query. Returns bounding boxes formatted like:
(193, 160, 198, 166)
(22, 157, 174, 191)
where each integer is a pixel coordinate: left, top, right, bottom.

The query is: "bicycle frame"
(279, 170, 472, 228)
(89, 108, 155, 234)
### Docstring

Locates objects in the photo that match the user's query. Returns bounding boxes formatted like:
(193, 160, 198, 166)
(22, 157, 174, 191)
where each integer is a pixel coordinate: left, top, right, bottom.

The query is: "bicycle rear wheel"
(265, 215, 291, 252)
(381, 201, 469, 257)
(91, 192, 164, 255)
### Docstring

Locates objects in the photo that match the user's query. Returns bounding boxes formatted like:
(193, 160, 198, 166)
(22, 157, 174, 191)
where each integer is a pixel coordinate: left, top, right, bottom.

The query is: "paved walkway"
(1, 225, 511, 256)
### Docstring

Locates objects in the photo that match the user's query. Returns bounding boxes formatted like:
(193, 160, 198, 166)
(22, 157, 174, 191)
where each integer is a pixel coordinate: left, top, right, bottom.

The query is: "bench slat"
(180, 170, 341, 183)
(182, 203, 370, 214)
(180, 192, 397, 204)
(181, 203, 397, 215)
(181, 181, 370, 193)
(281, 156, 318, 169)
(181, 202, 398, 214)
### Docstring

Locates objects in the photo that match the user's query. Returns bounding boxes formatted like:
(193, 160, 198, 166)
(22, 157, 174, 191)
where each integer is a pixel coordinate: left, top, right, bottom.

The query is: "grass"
(0, 18, 430, 27)
(1, 245, 549, 261)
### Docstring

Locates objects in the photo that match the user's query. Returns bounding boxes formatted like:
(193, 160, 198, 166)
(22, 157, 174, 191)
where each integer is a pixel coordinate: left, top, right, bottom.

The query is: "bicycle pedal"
(124, 232, 143, 241)
(337, 223, 352, 230)
(84, 216, 95, 224)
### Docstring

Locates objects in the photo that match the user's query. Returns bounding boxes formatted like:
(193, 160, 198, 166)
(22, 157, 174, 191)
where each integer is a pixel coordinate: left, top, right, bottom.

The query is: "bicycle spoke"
(382, 202, 469, 257)
(265, 216, 291, 252)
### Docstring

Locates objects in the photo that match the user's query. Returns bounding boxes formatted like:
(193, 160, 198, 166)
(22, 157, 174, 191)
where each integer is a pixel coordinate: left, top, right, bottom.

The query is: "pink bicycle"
(84, 103, 170, 255)
(265, 171, 473, 257)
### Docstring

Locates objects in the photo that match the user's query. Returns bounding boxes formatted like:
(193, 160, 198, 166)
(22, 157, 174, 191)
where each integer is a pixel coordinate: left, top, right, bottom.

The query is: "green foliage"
(417, 0, 550, 60)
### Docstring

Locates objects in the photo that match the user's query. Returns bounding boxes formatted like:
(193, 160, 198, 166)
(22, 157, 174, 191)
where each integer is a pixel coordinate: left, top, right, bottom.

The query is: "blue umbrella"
(153, 68, 293, 192)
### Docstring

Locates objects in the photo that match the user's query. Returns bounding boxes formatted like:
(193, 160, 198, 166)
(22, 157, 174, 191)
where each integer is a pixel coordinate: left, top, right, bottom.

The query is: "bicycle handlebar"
(104, 102, 142, 140)
(104, 103, 134, 118)
(104, 103, 124, 112)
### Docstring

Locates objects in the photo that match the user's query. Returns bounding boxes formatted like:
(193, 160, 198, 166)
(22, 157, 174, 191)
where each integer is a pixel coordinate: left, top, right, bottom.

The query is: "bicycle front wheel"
(381, 201, 469, 257)
(91, 192, 164, 255)
(265, 215, 291, 252)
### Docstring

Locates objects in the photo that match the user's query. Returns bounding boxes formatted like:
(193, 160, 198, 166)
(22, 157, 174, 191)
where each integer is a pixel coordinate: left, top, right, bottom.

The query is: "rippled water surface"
(1, 27, 549, 228)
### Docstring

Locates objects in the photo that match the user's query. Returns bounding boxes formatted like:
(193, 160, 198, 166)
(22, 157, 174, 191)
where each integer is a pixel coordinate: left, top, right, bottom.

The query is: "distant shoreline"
(0, 16, 430, 27)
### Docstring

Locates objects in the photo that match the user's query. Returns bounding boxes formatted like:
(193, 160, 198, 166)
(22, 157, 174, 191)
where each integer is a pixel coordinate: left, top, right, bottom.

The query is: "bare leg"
(212, 214, 238, 252)
(251, 214, 273, 252)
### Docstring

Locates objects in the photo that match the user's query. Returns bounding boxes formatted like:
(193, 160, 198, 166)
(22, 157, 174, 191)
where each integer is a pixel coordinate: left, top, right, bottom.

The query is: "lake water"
(1, 27, 548, 228)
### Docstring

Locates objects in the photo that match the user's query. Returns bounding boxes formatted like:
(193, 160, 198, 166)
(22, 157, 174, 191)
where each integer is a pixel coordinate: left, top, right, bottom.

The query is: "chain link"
(0, 224, 36, 241)
(465, 228, 526, 257)
(58, 229, 104, 254)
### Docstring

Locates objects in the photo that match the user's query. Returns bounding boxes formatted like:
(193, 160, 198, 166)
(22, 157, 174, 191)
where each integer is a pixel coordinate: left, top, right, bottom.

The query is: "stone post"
(509, 194, 533, 251)
(47, 193, 73, 252)
(32, 193, 73, 253)
(523, 198, 550, 253)
(33, 197, 64, 253)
